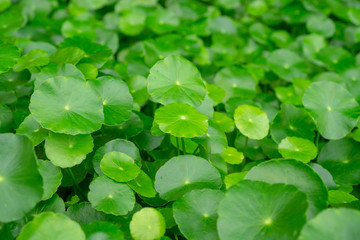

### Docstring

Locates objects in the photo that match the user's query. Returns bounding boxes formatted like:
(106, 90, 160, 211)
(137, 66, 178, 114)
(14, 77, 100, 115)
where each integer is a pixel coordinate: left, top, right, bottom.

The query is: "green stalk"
(192, 145, 200, 155)
(315, 131, 320, 147)
(181, 137, 186, 155)
(176, 137, 180, 156)
(67, 168, 86, 201)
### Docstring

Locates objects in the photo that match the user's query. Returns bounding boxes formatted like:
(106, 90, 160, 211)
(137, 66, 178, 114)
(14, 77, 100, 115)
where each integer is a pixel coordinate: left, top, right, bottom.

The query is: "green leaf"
(13, 49, 49, 72)
(16, 114, 49, 146)
(100, 151, 140, 182)
(45, 132, 94, 168)
(214, 66, 256, 101)
(50, 47, 85, 65)
(130, 208, 166, 240)
(213, 112, 235, 133)
(154, 102, 208, 138)
(93, 139, 141, 176)
(147, 55, 206, 107)
(328, 190, 358, 205)
(127, 170, 156, 198)
(88, 176, 135, 216)
(30, 76, 104, 135)
(318, 138, 360, 185)
(17, 212, 85, 240)
(267, 49, 308, 81)
(154, 155, 222, 201)
(271, 104, 316, 144)
(245, 159, 328, 218)
(173, 189, 224, 240)
(0, 103, 12, 132)
(90, 76, 133, 126)
(278, 137, 317, 163)
(83, 221, 124, 240)
(303, 81, 358, 139)
(76, 63, 98, 79)
(306, 15, 335, 38)
(0, 42, 19, 74)
(119, 8, 146, 36)
(234, 104, 269, 140)
(221, 146, 244, 164)
(0, 133, 43, 222)
(217, 180, 308, 240)
(299, 208, 360, 240)
(38, 160, 62, 200)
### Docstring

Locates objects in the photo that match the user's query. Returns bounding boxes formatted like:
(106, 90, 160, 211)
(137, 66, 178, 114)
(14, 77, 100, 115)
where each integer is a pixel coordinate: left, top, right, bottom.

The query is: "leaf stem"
(67, 168, 86, 201)
(241, 136, 249, 170)
(176, 137, 180, 156)
(315, 131, 320, 147)
(192, 145, 200, 155)
(181, 137, 186, 154)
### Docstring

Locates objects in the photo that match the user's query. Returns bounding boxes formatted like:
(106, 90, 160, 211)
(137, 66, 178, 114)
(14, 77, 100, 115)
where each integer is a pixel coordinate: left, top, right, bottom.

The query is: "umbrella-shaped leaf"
(0, 42, 19, 74)
(155, 155, 222, 201)
(213, 112, 235, 133)
(90, 76, 132, 126)
(100, 151, 140, 182)
(13, 49, 49, 72)
(16, 114, 49, 146)
(173, 189, 224, 240)
(17, 212, 85, 240)
(193, 123, 227, 154)
(147, 55, 206, 107)
(93, 139, 141, 175)
(0, 133, 43, 222)
(38, 160, 62, 200)
(267, 49, 308, 81)
(83, 221, 124, 240)
(154, 102, 208, 138)
(221, 147, 244, 164)
(306, 15, 335, 38)
(45, 132, 94, 168)
(30, 76, 104, 135)
(271, 104, 316, 144)
(278, 137, 317, 163)
(245, 159, 327, 219)
(318, 138, 360, 185)
(127, 170, 156, 198)
(214, 66, 256, 101)
(50, 47, 85, 65)
(217, 180, 308, 240)
(299, 208, 360, 240)
(302, 81, 358, 139)
(88, 176, 135, 216)
(130, 208, 166, 240)
(234, 104, 269, 140)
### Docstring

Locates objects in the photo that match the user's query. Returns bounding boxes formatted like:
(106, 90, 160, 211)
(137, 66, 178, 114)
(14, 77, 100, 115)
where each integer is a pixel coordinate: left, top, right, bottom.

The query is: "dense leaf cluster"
(1, 0, 360, 239)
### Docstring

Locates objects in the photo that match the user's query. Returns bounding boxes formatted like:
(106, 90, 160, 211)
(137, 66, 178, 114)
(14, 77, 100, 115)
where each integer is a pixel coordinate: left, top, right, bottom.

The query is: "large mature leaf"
(0, 133, 43, 222)
(154, 155, 222, 201)
(217, 180, 308, 240)
(30, 76, 104, 135)
(147, 55, 206, 107)
(303, 81, 358, 139)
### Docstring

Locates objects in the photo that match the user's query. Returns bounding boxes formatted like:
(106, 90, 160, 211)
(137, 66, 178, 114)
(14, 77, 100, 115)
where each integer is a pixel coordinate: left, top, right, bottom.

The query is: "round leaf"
(45, 132, 94, 168)
(130, 207, 166, 240)
(173, 189, 224, 240)
(245, 159, 328, 218)
(303, 81, 358, 139)
(155, 155, 222, 201)
(154, 102, 208, 138)
(278, 137, 317, 163)
(13, 49, 49, 72)
(221, 146, 244, 164)
(299, 208, 360, 240)
(234, 104, 269, 140)
(30, 76, 104, 135)
(17, 212, 85, 240)
(217, 180, 308, 240)
(0, 133, 43, 222)
(16, 114, 49, 146)
(90, 76, 132, 126)
(147, 55, 206, 107)
(127, 170, 156, 198)
(318, 138, 360, 185)
(267, 49, 308, 81)
(88, 176, 135, 216)
(100, 151, 140, 182)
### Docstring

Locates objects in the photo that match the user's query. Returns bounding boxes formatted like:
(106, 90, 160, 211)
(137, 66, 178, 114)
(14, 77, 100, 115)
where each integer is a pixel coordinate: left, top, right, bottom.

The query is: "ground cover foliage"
(1, 0, 360, 239)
